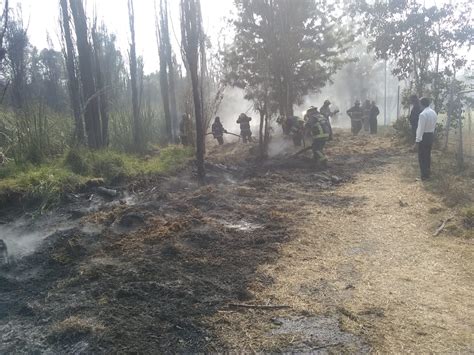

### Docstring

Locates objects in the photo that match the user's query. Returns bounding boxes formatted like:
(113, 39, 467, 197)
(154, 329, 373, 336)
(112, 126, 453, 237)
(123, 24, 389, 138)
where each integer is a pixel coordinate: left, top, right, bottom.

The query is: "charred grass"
(0, 133, 408, 352)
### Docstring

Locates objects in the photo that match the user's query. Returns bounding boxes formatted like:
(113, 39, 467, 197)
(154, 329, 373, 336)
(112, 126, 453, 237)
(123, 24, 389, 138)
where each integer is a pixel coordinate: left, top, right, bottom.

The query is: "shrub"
(90, 151, 127, 183)
(392, 115, 412, 143)
(64, 149, 91, 175)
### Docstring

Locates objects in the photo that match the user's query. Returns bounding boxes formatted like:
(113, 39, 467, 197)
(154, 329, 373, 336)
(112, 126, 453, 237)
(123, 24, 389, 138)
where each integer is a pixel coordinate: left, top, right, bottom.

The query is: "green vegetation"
(0, 146, 192, 210)
(392, 116, 412, 144)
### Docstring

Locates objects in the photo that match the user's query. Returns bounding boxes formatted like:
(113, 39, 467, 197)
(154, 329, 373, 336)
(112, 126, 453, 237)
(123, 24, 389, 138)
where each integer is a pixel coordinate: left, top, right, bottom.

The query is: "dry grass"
(205, 142, 473, 352)
(49, 316, 105, 342)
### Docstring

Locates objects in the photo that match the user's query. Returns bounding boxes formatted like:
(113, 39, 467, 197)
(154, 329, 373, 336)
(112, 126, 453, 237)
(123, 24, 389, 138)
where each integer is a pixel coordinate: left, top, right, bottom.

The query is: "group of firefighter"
(179, 98, 380, 167)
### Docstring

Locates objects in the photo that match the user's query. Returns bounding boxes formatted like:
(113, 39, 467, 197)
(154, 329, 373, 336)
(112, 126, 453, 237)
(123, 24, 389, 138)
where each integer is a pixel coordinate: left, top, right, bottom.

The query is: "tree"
(0, 0, 9, 65)
(59, 0, 84, 144)
(6, 15, 28, 110)
(155, 0, 178, 143)
(180, 0, 205, 180)
(92, 20, 110, 147)
(225, 0, 350, 156)
(227, 0, 351, 118)
(356, 0, 473, 107)
(128, 0, 142, 151)
(70, 0, 103, 148)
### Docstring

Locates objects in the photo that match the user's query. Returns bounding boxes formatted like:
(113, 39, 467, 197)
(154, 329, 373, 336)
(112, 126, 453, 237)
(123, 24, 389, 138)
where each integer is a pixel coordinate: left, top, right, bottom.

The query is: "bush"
(90, 151, 127, 183)
(392, 115, 412, 143)
(0, 145, 192, 210)
(64, 149, 91, 175)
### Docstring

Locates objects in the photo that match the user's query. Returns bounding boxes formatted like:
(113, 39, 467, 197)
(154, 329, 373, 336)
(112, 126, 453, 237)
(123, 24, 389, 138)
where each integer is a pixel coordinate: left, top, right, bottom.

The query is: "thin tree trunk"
(128, 0, 141, 151)
(168, 55, 178, 143)
(70, 0, 102, 148)
(60, 0, 84, 144)
(163, 0, 178, 142)
(444, 68, 456, 151)
(155, 0, 172, 143)
(92, 22, 109, 147)
(259, 108, 264, 158)
(0, 0, 9, 64)
(181, 0, 205, 180)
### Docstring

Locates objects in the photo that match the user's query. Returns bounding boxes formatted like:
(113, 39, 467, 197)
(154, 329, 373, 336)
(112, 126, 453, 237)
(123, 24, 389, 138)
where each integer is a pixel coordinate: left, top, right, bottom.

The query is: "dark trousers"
(370, 118, 377, 134)
(293, 135, 302, 147)
(312, 138, 328, 163)
(216, 136, 224, 145)
(418, 133, 434, 179)
(241, 130, 252, 143)
(351, 120, 362, 135)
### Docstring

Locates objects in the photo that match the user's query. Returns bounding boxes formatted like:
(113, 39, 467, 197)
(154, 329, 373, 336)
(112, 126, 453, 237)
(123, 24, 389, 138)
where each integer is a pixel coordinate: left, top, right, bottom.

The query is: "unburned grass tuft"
(0, 145, 192, 210)
(48, 316, 105, 343)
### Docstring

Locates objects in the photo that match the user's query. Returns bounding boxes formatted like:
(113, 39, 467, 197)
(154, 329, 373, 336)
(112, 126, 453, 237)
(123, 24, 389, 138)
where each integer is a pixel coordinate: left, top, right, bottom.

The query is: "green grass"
(0, 145, 193, 210)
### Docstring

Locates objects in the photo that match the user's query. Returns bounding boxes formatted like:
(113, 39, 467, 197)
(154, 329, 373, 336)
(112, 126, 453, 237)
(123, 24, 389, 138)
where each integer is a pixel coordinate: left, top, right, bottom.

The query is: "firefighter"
(305, 107, 330, 167)
(289, 116, 305, 147)
(362, 99, 371, 132)
(347, 100, 363, 136)
(370, 101, 380, 134)
(277, 115, 290, 136)
(237, 113, 252, 143)
(211, 116, 227, 145)
(320, 99, 339, 140)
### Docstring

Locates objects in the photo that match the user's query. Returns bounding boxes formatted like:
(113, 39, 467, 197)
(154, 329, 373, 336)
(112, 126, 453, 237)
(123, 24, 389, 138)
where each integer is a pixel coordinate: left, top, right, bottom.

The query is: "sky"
(11, 0, 458, 74)
(11, 0, 236, 73)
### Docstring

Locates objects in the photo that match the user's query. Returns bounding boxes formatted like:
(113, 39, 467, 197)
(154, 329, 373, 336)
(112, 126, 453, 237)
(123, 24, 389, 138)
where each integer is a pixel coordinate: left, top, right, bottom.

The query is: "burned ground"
(0, 132, 472, 353)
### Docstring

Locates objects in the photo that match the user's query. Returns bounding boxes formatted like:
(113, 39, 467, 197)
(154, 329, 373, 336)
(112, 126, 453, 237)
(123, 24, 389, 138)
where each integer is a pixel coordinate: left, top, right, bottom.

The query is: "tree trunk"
(181, 0, 205, 181)
(159, 56, 172, 142)
(91, 23, 109, 147)
(168, 55, 179, 143)
(69, 0, 102, 148)
(128, 0, 141, 151)
(156, 0, 172, 143)
(259, 108, 265, 158)
(0, 0, 9, 64)
(60, 0, 84, 144)
(444, 67, 457, 151)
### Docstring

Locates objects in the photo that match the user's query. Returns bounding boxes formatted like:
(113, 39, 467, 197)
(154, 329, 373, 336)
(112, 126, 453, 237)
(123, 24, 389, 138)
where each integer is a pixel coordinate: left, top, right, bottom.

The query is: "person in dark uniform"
(369, 101, 380, 134)
(320, 100, 339, 140)
(237, 113, 252, 143)
(305, 107, 330, 167)
(347, 101, 363, 136)
(211, 116, 227, 145)
(289, 116, 305, 147)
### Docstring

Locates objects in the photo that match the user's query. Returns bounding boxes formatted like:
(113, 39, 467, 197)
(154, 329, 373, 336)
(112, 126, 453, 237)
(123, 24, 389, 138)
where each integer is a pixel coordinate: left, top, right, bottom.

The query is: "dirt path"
(1, 133, 472, 353)
(210, 142, 474, 352)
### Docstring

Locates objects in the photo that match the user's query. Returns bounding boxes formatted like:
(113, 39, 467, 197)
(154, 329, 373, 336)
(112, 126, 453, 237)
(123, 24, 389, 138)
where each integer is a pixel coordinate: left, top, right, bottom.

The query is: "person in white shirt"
(413, 97, 437, 180)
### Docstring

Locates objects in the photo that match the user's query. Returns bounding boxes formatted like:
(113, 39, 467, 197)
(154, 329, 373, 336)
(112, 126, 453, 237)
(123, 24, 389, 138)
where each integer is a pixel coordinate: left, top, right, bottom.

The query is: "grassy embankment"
(0, 146, 193, 210)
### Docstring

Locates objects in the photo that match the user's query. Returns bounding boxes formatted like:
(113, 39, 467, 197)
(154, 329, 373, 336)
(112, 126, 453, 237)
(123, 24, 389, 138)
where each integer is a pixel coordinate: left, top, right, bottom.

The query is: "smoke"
(268, 135, 300, 158)
(215, 87, 262, 136)
(0, 214, 90, 260)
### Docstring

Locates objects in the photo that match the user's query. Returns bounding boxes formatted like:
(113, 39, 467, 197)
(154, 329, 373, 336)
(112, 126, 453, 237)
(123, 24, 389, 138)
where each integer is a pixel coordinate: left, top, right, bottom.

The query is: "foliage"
(392, 115, 412, 143)
(225, 0, 352, 117)
(356, 0, 473, 101)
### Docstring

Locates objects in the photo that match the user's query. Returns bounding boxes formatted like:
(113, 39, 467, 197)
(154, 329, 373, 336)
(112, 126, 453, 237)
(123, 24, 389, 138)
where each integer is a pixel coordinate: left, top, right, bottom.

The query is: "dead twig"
(227, 303, 291, 310)
(433, 217, 453, 237)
